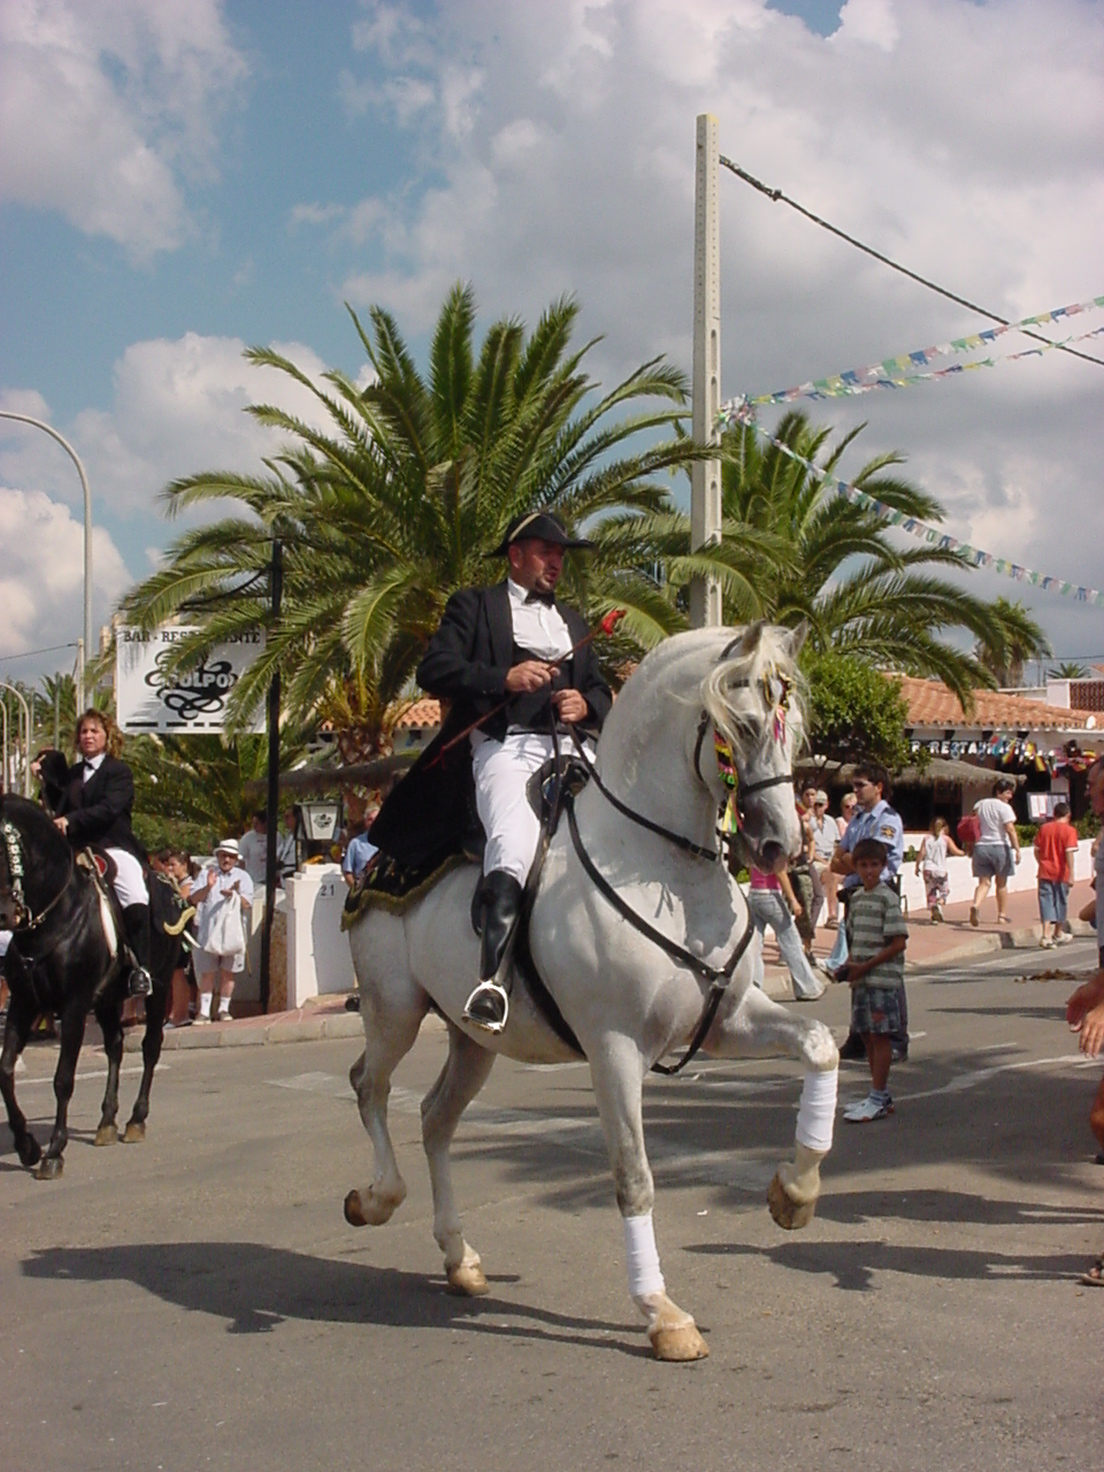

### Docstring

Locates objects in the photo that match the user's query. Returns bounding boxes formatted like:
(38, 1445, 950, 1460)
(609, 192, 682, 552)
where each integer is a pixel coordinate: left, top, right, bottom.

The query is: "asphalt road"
(2, 942, 1102, 1471)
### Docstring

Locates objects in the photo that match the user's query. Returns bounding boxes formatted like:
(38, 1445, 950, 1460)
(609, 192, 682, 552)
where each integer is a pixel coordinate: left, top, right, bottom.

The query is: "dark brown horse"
(0, 795, 189, 1178)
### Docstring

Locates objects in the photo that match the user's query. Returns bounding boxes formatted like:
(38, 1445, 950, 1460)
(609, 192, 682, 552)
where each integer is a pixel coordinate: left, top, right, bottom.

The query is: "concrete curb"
(123, 1009, 365, 1053)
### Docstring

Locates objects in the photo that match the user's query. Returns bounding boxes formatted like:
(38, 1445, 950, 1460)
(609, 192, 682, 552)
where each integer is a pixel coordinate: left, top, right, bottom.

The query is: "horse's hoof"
(93, 1123, 119, 1147)
(650, 1323, 709, 1362)
(33, 1156, 63, 1181)
(344, 1190, 367, 1227)
(123, 1121, 146, 1144)
(446, 1262, 490, 1296)
(17, 1137, 42, 1169)
(768, 1171, 817, 1231)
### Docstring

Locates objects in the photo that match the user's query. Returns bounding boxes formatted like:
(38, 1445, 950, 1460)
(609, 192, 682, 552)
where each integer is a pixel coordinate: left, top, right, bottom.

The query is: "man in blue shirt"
(342, 825, 379, 888)
(823, 761, 908, 1061)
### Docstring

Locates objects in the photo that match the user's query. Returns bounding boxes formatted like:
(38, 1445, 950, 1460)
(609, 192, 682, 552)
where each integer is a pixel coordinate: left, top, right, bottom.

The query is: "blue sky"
(2, 0, 1103, 678)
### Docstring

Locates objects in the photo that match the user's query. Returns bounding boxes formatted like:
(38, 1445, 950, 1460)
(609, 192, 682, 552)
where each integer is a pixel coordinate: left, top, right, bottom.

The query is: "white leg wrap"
(795, 1065, 838, 1153)
(623, 1212, 665, 1299)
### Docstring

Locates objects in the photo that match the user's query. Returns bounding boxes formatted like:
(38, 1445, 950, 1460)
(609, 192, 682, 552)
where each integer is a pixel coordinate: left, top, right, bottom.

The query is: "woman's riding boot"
(463, 871, 524, 1033)
(122, 903, 154, 998)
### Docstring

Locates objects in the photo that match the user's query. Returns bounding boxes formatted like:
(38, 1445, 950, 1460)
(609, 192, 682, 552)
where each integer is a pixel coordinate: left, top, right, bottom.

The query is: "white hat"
(215, 838, 241, 857)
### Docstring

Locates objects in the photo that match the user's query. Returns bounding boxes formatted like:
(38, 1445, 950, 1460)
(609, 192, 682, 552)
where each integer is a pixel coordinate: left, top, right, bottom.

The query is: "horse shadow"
(688, 1186, 1102, 1291)
(21, 1241, 650, 1356)
(688, 1236, 1090, 1293)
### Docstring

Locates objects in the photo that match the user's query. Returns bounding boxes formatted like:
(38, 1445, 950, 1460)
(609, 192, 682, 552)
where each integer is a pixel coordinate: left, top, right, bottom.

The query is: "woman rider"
(34, 709, 153, 998)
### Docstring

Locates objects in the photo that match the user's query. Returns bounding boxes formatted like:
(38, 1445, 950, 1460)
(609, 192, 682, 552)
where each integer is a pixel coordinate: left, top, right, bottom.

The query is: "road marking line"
(895, 1052, 1103, 1104)
(18, 1063, 167, 1087)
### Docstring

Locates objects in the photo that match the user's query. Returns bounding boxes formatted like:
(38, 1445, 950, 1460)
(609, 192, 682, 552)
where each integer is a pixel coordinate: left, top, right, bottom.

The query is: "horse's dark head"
(0, 795, 73, 931)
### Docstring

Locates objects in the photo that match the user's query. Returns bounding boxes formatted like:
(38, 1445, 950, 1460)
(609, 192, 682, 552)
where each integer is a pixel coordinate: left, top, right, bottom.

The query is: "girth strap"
(565, 794, 755, 1076)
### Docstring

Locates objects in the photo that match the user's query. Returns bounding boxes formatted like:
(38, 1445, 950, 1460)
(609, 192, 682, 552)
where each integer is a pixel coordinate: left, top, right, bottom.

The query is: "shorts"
(192, 948, 245, 976)
(972, 843, 1015, 880)
(1037, 879, 1069, 924)
(850, 985, 905, 1038)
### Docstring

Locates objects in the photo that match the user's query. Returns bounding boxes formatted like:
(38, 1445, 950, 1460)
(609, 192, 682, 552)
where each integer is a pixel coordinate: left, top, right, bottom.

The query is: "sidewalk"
(123, 879, 1097, 1052)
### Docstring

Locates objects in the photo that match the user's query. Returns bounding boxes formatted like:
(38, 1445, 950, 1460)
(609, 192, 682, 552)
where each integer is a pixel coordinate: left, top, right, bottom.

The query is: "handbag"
(200, 883, 246, 957)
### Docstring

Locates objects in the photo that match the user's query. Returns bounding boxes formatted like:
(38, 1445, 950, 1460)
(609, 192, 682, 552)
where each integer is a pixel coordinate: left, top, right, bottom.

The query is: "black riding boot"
(122, 903, 154, 998)
(463, 871, 524, 1033)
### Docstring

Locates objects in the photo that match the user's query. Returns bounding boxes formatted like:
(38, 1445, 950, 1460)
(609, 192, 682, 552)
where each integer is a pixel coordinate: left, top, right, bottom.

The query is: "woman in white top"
(970, 778, 1021, 926)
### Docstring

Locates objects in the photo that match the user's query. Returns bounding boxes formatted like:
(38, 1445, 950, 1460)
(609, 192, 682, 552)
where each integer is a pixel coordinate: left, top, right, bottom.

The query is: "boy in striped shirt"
(838, 838, 909, 1122)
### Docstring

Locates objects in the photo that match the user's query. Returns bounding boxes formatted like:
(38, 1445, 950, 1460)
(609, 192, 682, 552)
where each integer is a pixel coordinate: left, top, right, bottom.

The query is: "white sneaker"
(843, 1094, 893, 1123)
(1039, 937, 1055, 949)
(1055, 932, 1073, 945)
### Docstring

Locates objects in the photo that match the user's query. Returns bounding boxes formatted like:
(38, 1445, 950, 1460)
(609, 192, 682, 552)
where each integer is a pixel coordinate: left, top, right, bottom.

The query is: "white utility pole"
(690, 113, 723, 628)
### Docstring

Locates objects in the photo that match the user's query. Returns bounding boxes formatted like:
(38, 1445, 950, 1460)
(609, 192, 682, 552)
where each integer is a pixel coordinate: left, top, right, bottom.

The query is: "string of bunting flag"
(751, 424, 1104, 608)
(717, 292, 1104, 424)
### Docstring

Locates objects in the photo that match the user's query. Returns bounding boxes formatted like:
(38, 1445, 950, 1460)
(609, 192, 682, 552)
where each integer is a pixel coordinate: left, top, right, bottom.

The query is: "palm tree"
(973, 596, 1051, 687)
(719, 412, 1049, 707)
(1047, 660, 1090, 680)
(127, 732, 307, 851)
(120, 285, 776, 752)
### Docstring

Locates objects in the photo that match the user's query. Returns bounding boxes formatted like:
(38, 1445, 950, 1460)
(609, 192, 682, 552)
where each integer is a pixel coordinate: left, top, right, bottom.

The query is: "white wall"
(284, 863, 355, 1008)
(898, 836, 1094, 913)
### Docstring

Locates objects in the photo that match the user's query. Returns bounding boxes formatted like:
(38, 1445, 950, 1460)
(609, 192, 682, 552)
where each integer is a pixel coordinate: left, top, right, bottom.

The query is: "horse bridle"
(1, 818, 75, 934)
(560, 648, 795, 1075)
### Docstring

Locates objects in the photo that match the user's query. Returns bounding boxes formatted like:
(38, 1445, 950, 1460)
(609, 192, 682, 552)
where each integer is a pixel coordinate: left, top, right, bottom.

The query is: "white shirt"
(82, 751, 106, 782)
(506, 578, 572, 662)
(921, 833, 950, 873)
(974, 797, 1016, 847)
(197, 863, 255, 909)
(238, 829, 268, 884)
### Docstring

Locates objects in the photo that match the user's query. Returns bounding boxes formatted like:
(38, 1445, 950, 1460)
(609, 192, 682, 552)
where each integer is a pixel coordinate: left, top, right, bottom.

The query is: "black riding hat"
(490, 511, 594, 556)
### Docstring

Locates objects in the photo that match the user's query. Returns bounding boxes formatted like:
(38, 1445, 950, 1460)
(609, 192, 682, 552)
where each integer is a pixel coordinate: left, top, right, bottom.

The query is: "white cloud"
(0, 0, 247, 257)
(0, 332, 348, 522)
(0, 486, 130, 661)
(328, 0, 1104, 654)
(834, 0, 900, 52)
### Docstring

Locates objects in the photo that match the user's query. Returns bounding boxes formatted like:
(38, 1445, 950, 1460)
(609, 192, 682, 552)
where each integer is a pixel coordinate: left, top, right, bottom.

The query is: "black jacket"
(370, 582, 612, 867)
(53, 754, 145, 860)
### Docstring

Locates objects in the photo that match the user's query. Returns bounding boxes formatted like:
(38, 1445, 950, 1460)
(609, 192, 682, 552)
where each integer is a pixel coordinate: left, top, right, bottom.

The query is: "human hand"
(53, 816, 68, 834)
(1067, 978, 1104, 1056)
(505, 660, 552, 694)
(790, 902, 803, 918)
(552, 688, 589, 724)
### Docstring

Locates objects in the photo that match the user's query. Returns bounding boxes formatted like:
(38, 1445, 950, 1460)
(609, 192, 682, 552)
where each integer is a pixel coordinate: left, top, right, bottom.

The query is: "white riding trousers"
(105, 847, 148, 908)
(471, 731, 593, 886)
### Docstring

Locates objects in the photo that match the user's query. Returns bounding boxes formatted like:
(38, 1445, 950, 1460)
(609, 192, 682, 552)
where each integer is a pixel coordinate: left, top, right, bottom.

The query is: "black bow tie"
(525, 590, 554, 606)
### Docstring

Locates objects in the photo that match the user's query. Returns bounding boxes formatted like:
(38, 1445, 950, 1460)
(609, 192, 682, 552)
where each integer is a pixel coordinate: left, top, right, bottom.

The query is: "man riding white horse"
(372, 511, 611, 1033)
(33, 709, 153, 999)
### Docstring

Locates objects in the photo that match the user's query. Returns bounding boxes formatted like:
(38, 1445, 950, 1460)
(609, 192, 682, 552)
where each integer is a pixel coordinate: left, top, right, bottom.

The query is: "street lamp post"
(0, 682, 33, 795)
(0, 411, 93, 701)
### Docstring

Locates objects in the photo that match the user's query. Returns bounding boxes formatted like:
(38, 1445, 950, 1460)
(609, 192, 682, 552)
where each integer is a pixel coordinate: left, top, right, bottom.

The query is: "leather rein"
(561, 663, 795, 1076)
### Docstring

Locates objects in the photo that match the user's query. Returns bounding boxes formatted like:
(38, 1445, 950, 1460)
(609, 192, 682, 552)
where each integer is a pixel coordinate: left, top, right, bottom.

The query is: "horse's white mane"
(700, 624, 805, 756)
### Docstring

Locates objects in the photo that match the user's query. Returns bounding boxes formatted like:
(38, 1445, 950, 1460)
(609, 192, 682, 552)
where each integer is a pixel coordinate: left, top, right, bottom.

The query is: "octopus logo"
(145, 650, 239, 722)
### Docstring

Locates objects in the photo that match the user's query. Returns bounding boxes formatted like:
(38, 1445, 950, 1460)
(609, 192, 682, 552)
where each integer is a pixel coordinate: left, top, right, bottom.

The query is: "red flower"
(600, 608, 627, 636)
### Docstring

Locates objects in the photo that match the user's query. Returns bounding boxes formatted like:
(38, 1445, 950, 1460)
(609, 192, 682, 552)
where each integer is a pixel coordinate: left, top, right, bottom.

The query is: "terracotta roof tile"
(392, 697, 442, 730)
(896, 675, 1089, 731)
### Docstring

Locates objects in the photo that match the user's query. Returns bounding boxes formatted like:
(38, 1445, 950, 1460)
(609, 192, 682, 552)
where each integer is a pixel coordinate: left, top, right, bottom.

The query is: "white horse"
(346, 623, 839, 1361)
